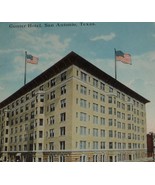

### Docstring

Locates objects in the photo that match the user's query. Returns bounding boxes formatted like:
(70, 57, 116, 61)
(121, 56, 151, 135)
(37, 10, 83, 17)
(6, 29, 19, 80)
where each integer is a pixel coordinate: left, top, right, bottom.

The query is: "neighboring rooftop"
(0, 51, 150, 108)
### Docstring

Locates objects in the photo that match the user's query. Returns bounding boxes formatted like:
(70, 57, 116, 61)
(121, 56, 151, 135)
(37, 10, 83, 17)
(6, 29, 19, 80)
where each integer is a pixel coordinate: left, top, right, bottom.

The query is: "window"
(60, 127, 66, 136)
(100, 129, 105, 137)
(108, 96, 112, 103)
(128, 114, 131, 120)
(100, 94, 105, 102)
(60, 155, 65, 162)
(39, 131, 43, 138)
(40, 107, 44, 114)
(93, 103, 98, 112)
(100, 142, 105, 149)
(38, 143, 42, 150)
(20, 106, 24, 113)
(80, 99, 87, 108)
(100, 106, 105, 114)
(93, 155, 98, 162)
(5, 138, 8, 143)
(122, 133, 126, 139)
(109, 119, 113, 126)
(80, 155, 87, 162)
(60, 112, 66, 122)
(21, 97, 24, 103)
(117, 111, 121, 118)
(109, 130, 113, 137)
(61, 99, 66, 108)
(40, 94, 44, 102)
(81, 71, 87, 82)
(100, 82, 105, 91)
(100, 117, 105, 125)
(93, 128, 98, 137)
(109, 87, 113, 92)
(80, 141, 86, 149)
(31, 101, 35, 108)
(117, 91, 120, 98)
(80, 112, 87, 122)
(80, 126, 86, 135)
(128, 124, 131, 130)
(61, 71, 67, 81)
(31, 111, 34, 119)
(122, 93, 125, 101)
(93, 91, 98, 99)
(117, 122, 121, 128)
(49, 129, 54, 137)
(93, 78, 98, 88)
(50, 103, 55, 112)
(24, 145, 27, 151)
(30, 133, 33, 141)
(50, 91, 55, 99)
(60, 141, 65, 150)
(93, 115, 98, 124)
(51, 78, 56, 87)
(49, 142, 54, 150)
(25, 114, 29, 121)
(109, 142, 113, 149)
(61, 85, 66, 95)
(128, 133, 131, 139)
(118, 132, 121, 139)
(80, 85, 87, 95)
(26, 94, 29, 101)
(128, 143, 131, 149)
(50, 116, 54, 125)
(39, 119, 43, 126)
(108, 107, 113, 114)
(15, 127, 18, 133)
(93, 141, 98, 149)
(25, 104, 29, 111)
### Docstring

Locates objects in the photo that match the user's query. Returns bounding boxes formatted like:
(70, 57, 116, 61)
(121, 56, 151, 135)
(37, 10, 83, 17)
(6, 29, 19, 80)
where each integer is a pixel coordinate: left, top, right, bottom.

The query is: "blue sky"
(0, 22, 155, 132)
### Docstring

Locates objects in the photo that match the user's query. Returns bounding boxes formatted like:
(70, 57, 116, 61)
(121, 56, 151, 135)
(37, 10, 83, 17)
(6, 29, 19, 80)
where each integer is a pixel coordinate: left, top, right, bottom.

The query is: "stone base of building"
(0, 149, 147, 162)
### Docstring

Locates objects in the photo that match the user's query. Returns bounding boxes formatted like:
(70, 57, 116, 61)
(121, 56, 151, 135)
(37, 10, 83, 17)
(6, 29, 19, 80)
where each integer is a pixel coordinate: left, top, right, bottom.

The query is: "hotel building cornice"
(0, 51, 149, 108)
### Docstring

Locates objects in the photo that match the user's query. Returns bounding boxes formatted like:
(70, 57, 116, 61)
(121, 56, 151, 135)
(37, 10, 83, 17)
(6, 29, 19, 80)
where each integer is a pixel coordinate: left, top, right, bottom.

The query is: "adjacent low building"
(147, 132, 155, 160)
(0, 51, 150, 162)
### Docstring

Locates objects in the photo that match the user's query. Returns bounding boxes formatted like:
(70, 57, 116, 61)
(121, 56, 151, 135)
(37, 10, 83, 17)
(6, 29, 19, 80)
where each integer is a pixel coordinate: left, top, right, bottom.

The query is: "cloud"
(90, 32, 116, 41)
(16, 30, 71, 53)
(0, 48, 24, 54)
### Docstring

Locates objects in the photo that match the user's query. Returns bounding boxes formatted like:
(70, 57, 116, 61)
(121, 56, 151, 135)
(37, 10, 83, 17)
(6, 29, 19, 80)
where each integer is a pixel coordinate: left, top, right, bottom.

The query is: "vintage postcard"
(0, 22, 154, 162)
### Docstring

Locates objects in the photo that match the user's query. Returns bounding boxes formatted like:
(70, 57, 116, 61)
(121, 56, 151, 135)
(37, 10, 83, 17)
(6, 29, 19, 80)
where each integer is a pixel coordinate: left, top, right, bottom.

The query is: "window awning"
(16, 153, 21, 156)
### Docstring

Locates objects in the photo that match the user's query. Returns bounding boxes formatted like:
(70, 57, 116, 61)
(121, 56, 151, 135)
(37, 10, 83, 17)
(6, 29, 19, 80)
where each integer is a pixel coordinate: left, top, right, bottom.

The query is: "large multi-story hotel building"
(0, 52, 150, 162)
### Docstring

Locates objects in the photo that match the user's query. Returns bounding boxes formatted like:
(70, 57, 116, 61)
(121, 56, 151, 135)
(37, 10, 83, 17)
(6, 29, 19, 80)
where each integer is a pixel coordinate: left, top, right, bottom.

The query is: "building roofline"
(0, 51, 150, 109)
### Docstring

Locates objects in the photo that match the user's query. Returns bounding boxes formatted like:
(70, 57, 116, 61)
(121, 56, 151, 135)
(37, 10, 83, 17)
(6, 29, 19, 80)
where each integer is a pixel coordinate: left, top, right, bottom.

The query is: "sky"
(0, 22, 155, 132)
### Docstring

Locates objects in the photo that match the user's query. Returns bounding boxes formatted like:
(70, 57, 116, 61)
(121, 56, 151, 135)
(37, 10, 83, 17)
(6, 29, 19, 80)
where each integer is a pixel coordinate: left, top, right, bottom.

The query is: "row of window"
(77, 112, 145, 126)
(0, 71, 67, 111)
(0, 67, 145, 116)
(78, 141, 145, 150)
(77, 126, 145, 139)
(4, 141, 66, 152)
(3, 139, 145, 152)
(7, 112, 66, 126)
(79, 71, 144, 109)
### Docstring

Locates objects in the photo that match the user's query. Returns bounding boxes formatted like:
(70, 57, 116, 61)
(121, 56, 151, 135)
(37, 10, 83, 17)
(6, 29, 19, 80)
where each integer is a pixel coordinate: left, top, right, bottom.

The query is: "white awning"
(16, 153, 21, 156)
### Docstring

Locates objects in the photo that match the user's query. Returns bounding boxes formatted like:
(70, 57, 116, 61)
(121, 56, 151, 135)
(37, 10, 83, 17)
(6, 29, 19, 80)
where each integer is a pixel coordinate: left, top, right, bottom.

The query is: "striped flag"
(26, 53, 39, 64)
(115, 50, 131, 64)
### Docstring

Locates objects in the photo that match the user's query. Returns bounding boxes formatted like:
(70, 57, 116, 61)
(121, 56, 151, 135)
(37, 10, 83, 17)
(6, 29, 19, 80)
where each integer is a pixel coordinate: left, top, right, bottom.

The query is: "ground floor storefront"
(0, 149, 147, 162)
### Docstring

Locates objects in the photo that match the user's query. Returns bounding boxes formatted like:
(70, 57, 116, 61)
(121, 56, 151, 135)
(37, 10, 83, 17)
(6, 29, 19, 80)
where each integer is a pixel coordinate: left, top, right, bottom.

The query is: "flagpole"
(24, 51, 27, 85)
(114, 48, 117, 80)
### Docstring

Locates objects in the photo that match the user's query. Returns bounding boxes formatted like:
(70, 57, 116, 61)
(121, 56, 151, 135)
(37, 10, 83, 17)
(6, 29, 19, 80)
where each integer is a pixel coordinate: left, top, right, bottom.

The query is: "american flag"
(115, 50, 131, 64)
(26, 54, 39, 64)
